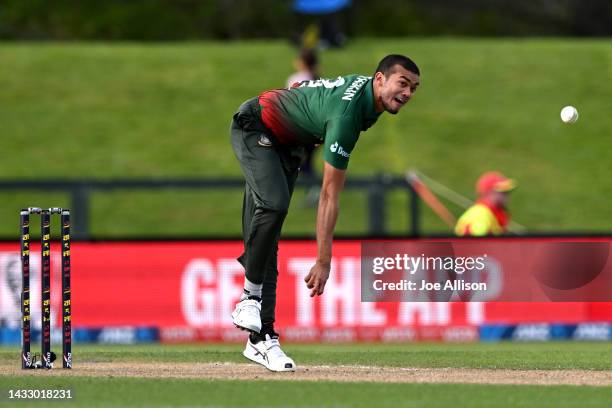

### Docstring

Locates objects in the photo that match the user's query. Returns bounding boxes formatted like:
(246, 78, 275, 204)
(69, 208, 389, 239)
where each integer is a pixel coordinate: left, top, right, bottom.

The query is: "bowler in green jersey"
(230, 54, 420, 371)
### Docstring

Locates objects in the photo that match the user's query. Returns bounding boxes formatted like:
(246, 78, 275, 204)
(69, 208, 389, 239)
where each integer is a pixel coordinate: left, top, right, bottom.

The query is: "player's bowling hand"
(304, 262, 331, 297)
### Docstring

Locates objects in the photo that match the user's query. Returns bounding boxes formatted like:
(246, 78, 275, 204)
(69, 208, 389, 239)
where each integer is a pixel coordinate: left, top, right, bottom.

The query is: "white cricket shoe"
(231, 298, 262, 333)
(243, 333, 296, 372)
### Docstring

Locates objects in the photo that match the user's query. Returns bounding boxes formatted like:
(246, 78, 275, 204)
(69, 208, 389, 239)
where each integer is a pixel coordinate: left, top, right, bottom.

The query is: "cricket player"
(230, 54, 420, 371)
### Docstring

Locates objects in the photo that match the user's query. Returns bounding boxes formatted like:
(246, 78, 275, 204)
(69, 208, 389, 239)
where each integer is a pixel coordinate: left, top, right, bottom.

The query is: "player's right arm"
(304, 162, 346, 297)
(304, 116, 356, 296)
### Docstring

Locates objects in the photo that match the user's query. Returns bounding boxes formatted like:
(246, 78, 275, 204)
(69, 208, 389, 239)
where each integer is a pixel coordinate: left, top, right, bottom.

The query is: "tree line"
(1, 0, 610, 40)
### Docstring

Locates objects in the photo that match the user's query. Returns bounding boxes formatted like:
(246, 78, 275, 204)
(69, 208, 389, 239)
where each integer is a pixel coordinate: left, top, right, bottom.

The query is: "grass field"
(1, 39, 611, 237)
(1, 343, 611, 407)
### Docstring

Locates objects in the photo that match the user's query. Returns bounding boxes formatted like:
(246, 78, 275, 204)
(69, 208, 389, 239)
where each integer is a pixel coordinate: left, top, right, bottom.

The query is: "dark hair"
(300, 48, 319, 75)
(374, 54, 420, 77)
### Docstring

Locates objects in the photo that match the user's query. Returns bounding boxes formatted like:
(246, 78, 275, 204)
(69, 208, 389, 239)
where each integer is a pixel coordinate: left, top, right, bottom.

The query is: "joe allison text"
(373, 279, 487, 291)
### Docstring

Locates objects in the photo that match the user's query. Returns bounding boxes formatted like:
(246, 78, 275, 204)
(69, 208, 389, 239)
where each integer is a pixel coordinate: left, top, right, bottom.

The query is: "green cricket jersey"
(259, 75, 381, 170)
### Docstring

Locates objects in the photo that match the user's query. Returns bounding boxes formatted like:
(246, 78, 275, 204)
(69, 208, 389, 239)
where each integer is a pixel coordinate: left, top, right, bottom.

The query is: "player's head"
(373, 54, 420, 114)
(298, 48, 318, 73)
(477, 171, 516, 207)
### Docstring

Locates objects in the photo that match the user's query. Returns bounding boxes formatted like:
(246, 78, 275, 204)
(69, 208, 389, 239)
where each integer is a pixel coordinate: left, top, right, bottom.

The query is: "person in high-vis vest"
(455, 171, 516, 236)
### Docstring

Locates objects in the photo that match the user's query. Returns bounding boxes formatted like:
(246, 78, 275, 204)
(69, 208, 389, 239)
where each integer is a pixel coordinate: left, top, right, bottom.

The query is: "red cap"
(476, 171, 516, 196)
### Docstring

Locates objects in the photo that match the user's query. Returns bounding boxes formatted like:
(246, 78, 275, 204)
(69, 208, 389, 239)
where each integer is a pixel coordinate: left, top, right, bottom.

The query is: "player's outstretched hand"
(304, 262, 330, 297)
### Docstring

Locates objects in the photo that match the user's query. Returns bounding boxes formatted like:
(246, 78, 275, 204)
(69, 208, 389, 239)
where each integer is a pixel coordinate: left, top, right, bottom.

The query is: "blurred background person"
(455, 171, 516, 237)
(292, 0, 352, 49)
(286, 48, 320, 88)
(287, 48, 322, 207)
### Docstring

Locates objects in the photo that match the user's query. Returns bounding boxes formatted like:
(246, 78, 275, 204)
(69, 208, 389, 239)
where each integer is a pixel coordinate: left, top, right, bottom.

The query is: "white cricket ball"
(560, 106, 579, 124)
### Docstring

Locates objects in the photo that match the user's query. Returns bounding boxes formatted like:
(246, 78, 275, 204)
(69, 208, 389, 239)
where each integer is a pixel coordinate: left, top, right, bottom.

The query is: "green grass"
(0, 377, 610, 408)
(1, 39, 611, 236)
(0, 343, 611, 407)
(2, 342, 611, 370)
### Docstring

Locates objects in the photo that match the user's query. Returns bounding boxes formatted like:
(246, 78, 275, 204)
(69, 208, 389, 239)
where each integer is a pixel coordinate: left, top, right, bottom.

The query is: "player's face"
(377, 66, 420, 114)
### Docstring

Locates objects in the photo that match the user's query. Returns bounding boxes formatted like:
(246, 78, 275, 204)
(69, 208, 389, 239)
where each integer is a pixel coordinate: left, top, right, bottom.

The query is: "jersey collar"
(361, 78, 382, 130)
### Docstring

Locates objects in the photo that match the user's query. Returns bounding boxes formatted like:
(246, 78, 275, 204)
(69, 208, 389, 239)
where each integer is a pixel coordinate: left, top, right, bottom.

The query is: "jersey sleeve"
(323, 116, 359, 170)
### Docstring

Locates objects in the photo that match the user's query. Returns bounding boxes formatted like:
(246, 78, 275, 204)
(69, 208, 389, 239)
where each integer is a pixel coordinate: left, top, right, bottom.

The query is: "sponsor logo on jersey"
(330, 142, 350, 158)
(342, 76, 370, 101)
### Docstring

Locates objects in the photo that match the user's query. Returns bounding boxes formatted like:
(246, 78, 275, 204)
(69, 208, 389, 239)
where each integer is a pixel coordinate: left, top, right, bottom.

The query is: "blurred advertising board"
(0, 239, 610, 343)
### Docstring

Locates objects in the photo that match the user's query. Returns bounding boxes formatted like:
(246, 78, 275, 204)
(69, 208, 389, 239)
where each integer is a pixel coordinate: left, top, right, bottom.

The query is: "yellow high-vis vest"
(455, 203, 503, 237)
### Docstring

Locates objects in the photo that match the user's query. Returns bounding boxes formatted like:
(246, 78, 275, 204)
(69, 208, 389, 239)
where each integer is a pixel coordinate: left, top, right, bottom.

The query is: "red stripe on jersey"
(259, 91, 297, 145)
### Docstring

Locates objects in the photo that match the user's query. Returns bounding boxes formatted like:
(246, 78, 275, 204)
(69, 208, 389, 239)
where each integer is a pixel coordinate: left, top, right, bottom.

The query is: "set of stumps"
(20, 207, 72, 369)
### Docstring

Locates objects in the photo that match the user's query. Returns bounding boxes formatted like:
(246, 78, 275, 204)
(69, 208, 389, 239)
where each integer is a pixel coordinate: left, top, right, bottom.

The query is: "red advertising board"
(0, 239, 610, 342)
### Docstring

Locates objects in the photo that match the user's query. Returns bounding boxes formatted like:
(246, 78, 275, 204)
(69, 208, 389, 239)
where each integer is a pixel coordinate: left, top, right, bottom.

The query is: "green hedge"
(1, 0, 610, 40)
(0, 0, 291, 40)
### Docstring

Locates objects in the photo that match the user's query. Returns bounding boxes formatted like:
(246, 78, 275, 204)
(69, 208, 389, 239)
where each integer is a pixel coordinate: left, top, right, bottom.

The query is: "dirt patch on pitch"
(4, 362, 612, 387)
